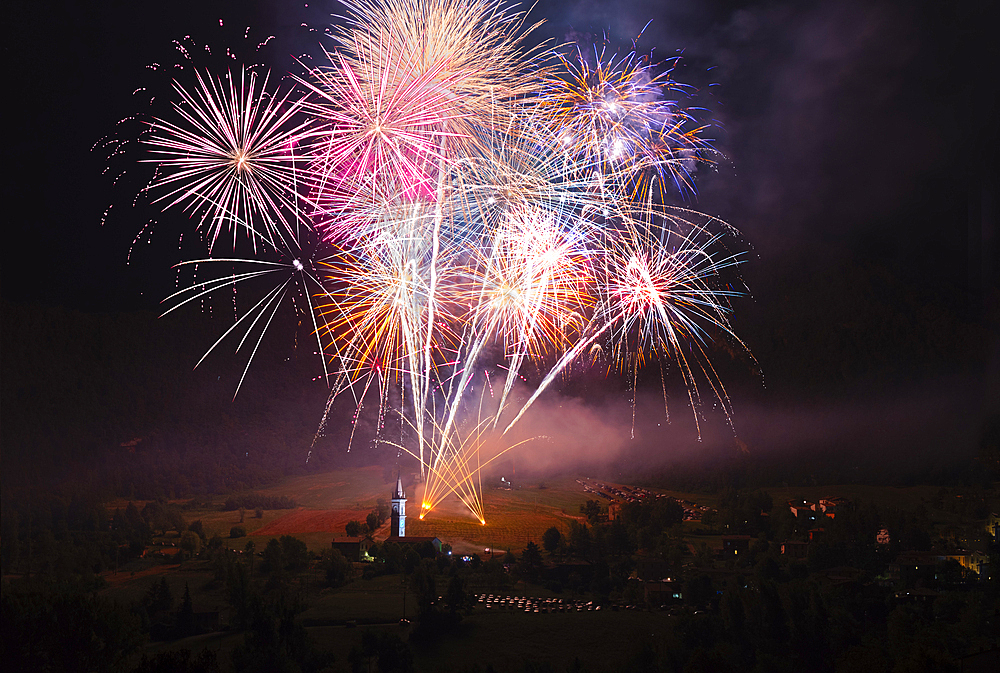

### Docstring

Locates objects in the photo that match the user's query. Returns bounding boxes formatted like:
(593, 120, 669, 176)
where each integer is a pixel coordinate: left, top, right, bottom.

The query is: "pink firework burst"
(298, 33, 471, 241)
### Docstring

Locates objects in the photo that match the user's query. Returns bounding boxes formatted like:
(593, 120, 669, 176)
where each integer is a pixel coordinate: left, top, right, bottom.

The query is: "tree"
(142, 501, 168, 535)
(345, 520, 362, 537)
(133, 649, 219, 673)
(280, 535, 309, 572)
(244, 540, 255, 575)
(2, 592, 143, 673)
(580, 500, 604, 525)
(230, 526, 246, 539)
(376, 498, 390, 525)
(177, 582, 194, 636)
(410, 563, 437, 615)
(326, 548, 352, 587)
(403, 547, 420, 574)
(351, 631, 413, 673)
(445, 573, 467, 613)
(146, 576, 173, 614)
(520, 541, 543, 581)
(569, 521, 591, 559)
(543, 526, 561, 555)
(382, 542, 403, 574)
(124, 501, 152, 553)
(180, 530, 202, 557)
(1, 509, 19, 573)
(366, 510, 380, 533)
(188, 519, 206, 541)
(261, 538, 284, 575)
(166, 507, 186, 535)
(225, 561, 253, 628)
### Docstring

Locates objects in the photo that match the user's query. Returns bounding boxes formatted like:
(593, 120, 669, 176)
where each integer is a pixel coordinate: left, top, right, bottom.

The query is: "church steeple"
(390, 471, 406, 538)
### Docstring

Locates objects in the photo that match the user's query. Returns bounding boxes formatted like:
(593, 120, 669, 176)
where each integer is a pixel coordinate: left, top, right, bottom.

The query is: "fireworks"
(111, 0, 750, 524)
(143, 67, 314, 251)
(542, 44, 716, 201)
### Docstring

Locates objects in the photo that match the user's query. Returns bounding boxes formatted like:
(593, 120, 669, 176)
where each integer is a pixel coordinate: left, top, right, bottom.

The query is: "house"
(819, 497, 848, 518)
(895, 587, 940, 603)
(788, 501, 818, 523)
(986, 512, 1000, 543)
(643, 579, 683, 606)
(332, 536, 375, 562)
(607, 501, 621, 522)
(721, 535, 751, 557)
(394, 536, 443, 555)
(892, 549, 987, 584)
(781, 540, 809, 559)
(944, 551, 989, 576)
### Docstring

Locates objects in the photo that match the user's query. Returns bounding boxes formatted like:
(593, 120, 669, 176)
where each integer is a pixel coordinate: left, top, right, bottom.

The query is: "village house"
(332, 536, 375, 562)
(643, 579, 683, 606)
(781, 540, 809, 559)
(720, 535, 751, 557)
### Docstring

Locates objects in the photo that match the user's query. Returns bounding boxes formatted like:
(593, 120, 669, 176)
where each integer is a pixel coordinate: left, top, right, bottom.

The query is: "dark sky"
(4, 0, 998, 467)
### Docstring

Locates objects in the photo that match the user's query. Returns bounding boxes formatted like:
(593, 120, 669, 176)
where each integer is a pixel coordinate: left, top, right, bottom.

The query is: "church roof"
(393, 473, 405, 499)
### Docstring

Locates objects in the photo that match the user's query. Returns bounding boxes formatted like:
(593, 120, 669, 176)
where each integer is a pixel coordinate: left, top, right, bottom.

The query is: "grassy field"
(411, 608, 673, 672)
(108, 470, 949, 558)
(101, 563, 227, 615)
(118, 561, 672, 673)
(300, 575, 676, 672)
(107, 468, 729, 554)
(300, 573, 409, 624)
(406, 476, 594, 554)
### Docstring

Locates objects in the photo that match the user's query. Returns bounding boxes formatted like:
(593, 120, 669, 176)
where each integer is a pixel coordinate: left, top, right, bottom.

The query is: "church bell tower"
(390, 473, 406, 538)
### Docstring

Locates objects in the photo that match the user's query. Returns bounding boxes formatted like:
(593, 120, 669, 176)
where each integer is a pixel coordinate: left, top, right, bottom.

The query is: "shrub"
(230, 526, 246, 539)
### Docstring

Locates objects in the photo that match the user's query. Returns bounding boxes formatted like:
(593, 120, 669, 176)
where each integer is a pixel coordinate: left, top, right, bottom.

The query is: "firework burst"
(298, 36, 470, 240)
(337, 0, 548, 127)
(542, 44, 716, 201)
(112, 0, 752, 525)
(143, 67, 314, 251)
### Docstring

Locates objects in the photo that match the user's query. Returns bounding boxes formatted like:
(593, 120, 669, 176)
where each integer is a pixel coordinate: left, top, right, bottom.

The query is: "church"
(390, 473, 406, 537)
(388, 473, 443, 554)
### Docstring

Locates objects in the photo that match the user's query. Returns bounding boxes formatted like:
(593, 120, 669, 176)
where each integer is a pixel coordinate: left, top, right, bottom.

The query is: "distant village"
(329, 476, 999, 619)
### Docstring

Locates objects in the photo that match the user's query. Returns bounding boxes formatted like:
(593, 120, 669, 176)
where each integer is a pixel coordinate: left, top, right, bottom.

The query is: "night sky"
(4, 0, 998, 475)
